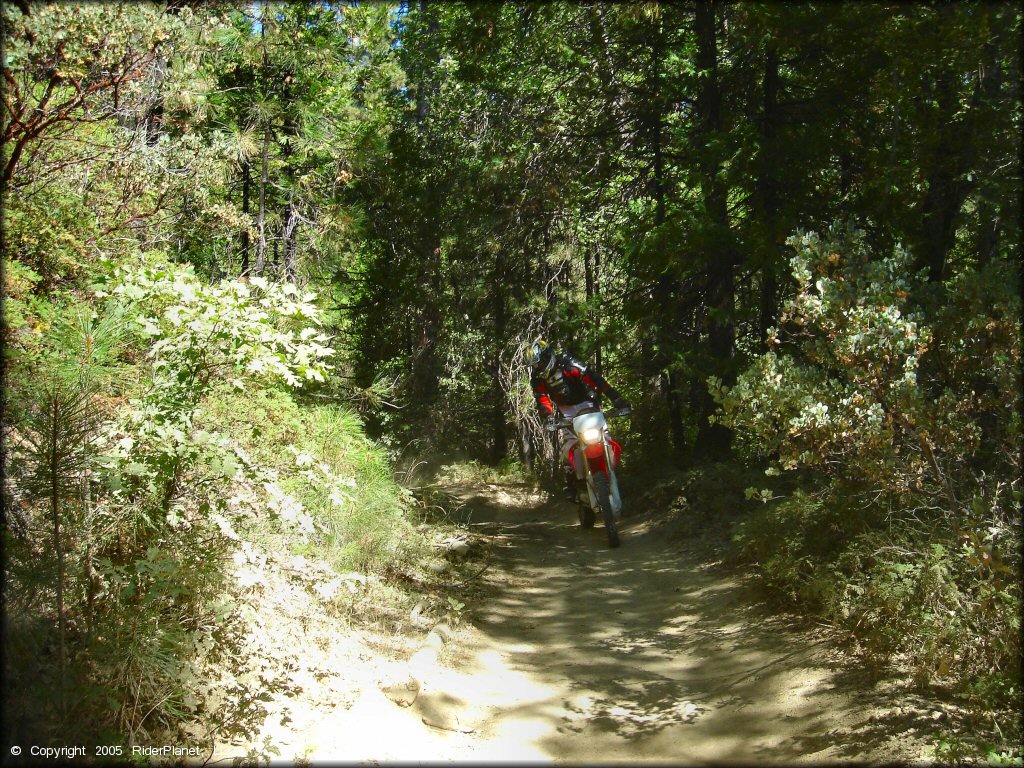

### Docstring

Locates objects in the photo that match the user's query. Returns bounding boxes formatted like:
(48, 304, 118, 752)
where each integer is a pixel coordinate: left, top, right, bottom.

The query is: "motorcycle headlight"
(580, 427, 602, 444)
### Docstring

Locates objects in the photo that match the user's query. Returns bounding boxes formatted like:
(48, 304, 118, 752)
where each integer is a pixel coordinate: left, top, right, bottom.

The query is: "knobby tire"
(593, 472, 619, 548)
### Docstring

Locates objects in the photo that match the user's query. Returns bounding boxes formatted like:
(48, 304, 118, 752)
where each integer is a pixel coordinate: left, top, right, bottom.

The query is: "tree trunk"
(415, 0, 440, 124)
(254, 14, 270, 275)
(694, 0, 735, 457)
(410, 241, 441, 404)
(914, 18, 1003, 285)
(757, 43, 781, 348)
(645, 8, 686, 455)
(664, 368, 686, 454)
(240, 160, 251, 274)
(283, 198, 298, 282)
(255, 127, 270, 275)
(491, 253, 507, 465)
(976, 195, 1001, 267)
(49, 398, 66, 714)
(83, 477, 95, 642)
(916, 70, 964, 284)
(518, 421, 535, 473)
(584, 249, 596, 375)
(594, 249, 603, 379)
(584, 249, 608, 408)
(972, 15, 1008, 268)
(408, 0, 443, 407)
(281, 78, 299, 282)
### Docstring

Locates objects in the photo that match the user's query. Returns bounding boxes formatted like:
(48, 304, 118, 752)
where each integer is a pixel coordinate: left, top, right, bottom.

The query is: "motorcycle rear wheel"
(592, 472, 619, 548)
(578, 503, 596, 528)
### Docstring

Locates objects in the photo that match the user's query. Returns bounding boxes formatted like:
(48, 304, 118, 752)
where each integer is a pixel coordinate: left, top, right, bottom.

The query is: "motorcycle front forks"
(578, 441, 623, 519)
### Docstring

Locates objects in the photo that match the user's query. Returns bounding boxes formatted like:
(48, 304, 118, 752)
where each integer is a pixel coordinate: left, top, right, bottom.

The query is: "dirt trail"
(224, 480, 946, 764)
(386, 481, 942, 765)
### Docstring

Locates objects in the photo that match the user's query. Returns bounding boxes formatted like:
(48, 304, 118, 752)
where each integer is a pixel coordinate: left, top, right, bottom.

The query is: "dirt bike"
(548, 405, 629, 548)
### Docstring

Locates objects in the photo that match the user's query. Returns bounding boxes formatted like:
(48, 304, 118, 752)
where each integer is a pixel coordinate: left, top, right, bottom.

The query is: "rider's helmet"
(526, 338, 555, 377)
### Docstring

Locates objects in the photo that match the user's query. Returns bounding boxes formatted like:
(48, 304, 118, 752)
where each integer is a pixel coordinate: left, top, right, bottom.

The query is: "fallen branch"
(421, 716, 476, 734)
(452, 562, 490, 587)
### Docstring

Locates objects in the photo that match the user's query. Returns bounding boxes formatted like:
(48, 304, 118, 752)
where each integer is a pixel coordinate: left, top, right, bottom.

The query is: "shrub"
(200, 386, 429, 577)
(4, 262, 344, 746)
(714, 222, 1021, 753)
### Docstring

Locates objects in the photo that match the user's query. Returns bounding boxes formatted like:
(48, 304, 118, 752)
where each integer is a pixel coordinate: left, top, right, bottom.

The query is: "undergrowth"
(3, 279, 439, 755)
(431, 457, 536, 487)
(709, 226, 1022, 763)
(728, 482, 1021, 762)
(200, 385, 431, 578)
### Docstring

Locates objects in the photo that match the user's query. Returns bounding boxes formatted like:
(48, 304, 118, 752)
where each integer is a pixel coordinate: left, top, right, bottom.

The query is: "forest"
(1, 1, 1020, 763)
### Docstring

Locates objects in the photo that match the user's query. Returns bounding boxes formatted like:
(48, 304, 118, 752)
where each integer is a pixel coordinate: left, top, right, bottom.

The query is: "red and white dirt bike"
(548, 405, 629, 548)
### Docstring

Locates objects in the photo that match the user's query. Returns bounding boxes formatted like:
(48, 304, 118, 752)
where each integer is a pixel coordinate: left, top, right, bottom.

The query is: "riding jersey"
(530, 353, 622, 417)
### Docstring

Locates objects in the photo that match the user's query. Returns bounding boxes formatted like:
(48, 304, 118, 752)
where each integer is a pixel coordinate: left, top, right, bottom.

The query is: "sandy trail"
(393, 481, 939, 765)
(237, 480, 943, 764)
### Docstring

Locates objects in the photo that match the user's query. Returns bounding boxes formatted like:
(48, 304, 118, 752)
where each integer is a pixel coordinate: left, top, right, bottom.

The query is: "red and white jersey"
(530, 353, 621, 417)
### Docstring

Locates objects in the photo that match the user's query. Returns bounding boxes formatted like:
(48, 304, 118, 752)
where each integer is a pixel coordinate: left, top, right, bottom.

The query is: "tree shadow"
(446, 488, 941, 763)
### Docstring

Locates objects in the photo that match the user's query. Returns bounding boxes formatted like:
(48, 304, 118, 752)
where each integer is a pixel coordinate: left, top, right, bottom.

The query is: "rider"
(526, 338, 630, 501)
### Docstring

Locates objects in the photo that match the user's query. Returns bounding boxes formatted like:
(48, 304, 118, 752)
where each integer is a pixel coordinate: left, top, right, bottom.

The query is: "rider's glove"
(545, 416, 558, 432)
(613, 398, 630, 412)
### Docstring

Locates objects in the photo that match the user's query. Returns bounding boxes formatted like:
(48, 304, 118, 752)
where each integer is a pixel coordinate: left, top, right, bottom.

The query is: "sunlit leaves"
(110, 261, 334, 405)
(93, 262, 336, 529)
(715, 222, 1005, 504)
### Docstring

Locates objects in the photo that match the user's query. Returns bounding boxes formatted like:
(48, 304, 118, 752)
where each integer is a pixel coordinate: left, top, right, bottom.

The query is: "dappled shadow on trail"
(441, 483, 935, 764)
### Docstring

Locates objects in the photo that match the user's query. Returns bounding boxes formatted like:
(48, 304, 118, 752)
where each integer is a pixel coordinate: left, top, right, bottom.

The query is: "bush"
(715, 222, 1021, 755)
(3, 262, 392, 748)
(200, 385, 429, 576)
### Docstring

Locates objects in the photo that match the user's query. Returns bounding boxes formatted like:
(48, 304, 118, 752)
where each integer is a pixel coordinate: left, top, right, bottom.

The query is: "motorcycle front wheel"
(592, 472, 620, 548)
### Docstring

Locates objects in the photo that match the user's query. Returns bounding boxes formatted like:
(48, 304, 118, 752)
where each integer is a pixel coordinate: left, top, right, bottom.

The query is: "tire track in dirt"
(419, 481, 941, 764)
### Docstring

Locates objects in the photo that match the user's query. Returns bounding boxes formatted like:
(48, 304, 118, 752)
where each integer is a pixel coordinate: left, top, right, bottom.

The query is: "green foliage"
(7, 376, 103, 501)
(4, 1, 426, 754)
(716, 223, 1020, 518)
(200, 386, 429, 577)
(718, 224, 1021, 754)
(733, 489, 832, 603)
(1, 4, 178, 79)
(90, 260, 335, 521)
(4, 254, 417, 748)
(4, 0, 1021, 758)
(5, 373, 105, 711)
(1, 2, 187, 183)
(107, 262, 334, 398)
(433, 458, 534, 487)
(3, 191, 101, 290)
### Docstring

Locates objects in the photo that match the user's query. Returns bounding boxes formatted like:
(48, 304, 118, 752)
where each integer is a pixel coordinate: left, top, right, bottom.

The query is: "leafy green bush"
(715, 223, 1021, 753)
(433, 458, 534, 487)
(4, 262, 352, 746)
(4, 187, 102, 292)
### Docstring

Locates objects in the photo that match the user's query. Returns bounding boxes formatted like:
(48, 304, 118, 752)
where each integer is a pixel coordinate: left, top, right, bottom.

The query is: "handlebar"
(545, 406, 631, 432)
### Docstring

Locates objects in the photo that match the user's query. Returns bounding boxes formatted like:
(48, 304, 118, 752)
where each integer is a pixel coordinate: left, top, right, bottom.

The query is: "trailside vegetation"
(716, 225, 1020, 761)
(2, 1, 1019, 761)
(2, 2, 433, 751)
